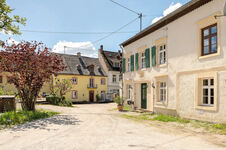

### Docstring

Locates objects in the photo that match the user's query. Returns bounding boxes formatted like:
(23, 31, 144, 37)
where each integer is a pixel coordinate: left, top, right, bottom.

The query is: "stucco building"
(55, 53, 108, 102)
(121, 0, 226, 123)
(98, 45, 122, 100)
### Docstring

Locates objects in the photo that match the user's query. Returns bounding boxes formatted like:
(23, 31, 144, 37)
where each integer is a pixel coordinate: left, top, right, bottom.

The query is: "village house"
(54, 53, 108, 102)
(98, 45, 122, 100)
(121, 0, 226, 123)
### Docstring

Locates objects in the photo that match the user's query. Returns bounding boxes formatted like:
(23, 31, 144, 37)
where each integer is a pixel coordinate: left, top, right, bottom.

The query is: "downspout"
(120, 45, 124, 99)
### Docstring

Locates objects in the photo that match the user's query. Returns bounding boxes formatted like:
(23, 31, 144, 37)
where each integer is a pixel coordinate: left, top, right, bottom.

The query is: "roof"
(57, 53, 107, 76)
(100, 50, 121, 71)
(121, 0, 212, 47)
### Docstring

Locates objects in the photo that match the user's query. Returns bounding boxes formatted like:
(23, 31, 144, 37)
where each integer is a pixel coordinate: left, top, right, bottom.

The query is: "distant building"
(98, 45, 122, 101)
(53, 52, 108, 102)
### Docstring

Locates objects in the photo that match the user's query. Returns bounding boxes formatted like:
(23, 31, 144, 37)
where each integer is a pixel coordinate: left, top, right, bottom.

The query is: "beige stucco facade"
(122, 0, 226, 123)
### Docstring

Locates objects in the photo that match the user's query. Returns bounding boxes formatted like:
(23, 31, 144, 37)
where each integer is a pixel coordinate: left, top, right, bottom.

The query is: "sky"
(1, 0, 190, 57)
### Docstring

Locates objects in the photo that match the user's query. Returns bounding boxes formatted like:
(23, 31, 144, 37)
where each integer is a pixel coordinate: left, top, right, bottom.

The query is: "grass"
(121, 113, 226, 134)
(0, 110, 59, 126)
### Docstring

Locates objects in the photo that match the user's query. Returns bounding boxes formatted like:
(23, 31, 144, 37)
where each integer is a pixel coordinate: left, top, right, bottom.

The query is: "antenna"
(215, 2, 226, 18)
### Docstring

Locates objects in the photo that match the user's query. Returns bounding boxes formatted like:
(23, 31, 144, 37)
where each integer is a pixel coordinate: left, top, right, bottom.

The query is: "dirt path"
(0, 103, 225, 150)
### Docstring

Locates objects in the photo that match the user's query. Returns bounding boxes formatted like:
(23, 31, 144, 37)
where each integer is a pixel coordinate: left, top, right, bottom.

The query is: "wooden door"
(141, 83, 147, 109)
(89, 91, 94, 102)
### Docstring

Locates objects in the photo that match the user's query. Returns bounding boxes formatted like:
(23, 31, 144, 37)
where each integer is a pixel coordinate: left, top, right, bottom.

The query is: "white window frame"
(201, 78, 214, 106)
(72, 91, 78, 99)
(159, 82, 166, 102)
(72, 77, 77, 84)
(159, 44, 166, 65)
(112, 75, 117, 83)
(127, 58, 130, 72)
(90, 78, 94, 88)
(141, 52, 146, 69)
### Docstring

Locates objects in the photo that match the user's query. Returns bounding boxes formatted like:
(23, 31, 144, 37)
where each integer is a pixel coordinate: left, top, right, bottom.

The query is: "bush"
(46, 96, 72, 107)
(0, 110, 59, 126)
(114, 96, 124, 106)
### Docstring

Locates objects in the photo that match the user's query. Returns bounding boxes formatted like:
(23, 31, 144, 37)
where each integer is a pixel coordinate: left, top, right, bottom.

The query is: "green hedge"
(46, 96, 72, 107)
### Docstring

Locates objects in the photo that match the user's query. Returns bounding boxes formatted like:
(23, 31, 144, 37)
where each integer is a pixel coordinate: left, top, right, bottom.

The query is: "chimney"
(99, 45, 103, 53)
(77, 52, 81, 57)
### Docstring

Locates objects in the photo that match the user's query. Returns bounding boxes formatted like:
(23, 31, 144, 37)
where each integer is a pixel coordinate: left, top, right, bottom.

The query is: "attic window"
(89, 64, 95, 75)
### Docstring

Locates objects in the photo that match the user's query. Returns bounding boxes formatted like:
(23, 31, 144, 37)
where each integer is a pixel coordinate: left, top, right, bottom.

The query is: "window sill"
(195, 105, 217, 111)
(155, 101, 167, 106)
(158, 63, 167, 68)
(199, 52, 220, 60)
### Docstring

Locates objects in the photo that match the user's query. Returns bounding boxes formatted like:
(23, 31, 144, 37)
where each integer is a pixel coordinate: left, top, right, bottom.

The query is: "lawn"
(0, 110, 59, 127)
(121, 113, 226, 135)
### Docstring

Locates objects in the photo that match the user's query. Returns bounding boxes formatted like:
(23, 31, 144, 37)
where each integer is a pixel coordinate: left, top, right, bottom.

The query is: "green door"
(141, 83, 147, 109)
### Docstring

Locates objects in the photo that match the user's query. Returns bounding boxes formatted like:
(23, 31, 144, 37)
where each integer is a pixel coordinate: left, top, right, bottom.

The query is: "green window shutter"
(145, 48, 150, 68)
(122, 58, 126, 73)
(152, 46, 156, 67)
(135, 53, 139, 70)
(130, 55, 134, 71)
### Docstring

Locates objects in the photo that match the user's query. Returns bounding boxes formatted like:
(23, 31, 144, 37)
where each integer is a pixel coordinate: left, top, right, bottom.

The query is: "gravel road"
(0, 103, 225, 150)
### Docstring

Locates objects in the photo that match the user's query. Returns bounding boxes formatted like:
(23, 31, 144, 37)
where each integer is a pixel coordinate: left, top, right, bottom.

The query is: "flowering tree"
(0, 41, 65, 111)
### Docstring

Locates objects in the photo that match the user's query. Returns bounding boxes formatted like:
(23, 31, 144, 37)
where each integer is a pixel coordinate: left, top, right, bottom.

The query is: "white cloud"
(7, 37, 19, 45)
(52, 41, 98, 58)
(152, 2, 182, 24)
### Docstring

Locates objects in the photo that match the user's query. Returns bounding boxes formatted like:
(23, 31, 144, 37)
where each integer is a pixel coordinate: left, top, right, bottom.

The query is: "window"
(101, 91, 105, 101)
(72, 77, 77, 84)
(127, 58, 130, 72)
(159, 44, 166, 65)
(201, 24, 217, 56)
(141, 52, 146, 69)
(159, 82, 166, 102)
(72, 91, 78, 99)
(201, 78, 214, 106)
(114, 62, 120, 67)
(90, 78, 94, 88)
(0, 76, 2, 83)
(101, 78, 105, 85)
(112, 75, 117, 83)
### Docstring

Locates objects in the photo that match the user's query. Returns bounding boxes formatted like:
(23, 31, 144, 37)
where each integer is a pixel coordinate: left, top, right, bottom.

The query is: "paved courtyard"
(0, 103, 225, 150)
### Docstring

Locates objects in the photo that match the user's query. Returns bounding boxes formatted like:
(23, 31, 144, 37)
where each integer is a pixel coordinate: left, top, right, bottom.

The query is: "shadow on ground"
(9, 115, 81, 132)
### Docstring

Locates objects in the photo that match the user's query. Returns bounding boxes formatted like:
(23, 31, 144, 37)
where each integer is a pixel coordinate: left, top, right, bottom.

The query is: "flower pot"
(117, 105, 123, 111)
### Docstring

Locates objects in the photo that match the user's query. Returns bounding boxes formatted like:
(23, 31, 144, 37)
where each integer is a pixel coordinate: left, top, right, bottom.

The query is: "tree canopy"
(0, 0, 26, 35)
(0, 41, 66, 110)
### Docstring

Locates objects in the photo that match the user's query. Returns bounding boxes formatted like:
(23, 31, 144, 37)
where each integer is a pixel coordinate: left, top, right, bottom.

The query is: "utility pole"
(139, 13, 142, 31)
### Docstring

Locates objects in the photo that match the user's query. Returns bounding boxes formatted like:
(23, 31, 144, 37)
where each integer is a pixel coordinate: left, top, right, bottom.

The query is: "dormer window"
(89, 64, 95, 75)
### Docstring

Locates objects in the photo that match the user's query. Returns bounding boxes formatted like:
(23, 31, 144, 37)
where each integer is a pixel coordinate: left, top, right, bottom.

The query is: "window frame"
(201, 78, 214, 106)
(158, 82, 167, 102)
(201, 23, 217, 56)
(72, 77, 78, 85)
(90, 78, 94, 88)
(159, 44, 166, 65)
(141, 52, 146, 69)
(72, 90, 78, 99)
(127, 58, 130, 72)
(101, 78, 105, 85)
(112, 75, 117, 83)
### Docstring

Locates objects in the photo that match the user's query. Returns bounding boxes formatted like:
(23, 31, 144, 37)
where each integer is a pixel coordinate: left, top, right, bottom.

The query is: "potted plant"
(114, 96, 124, 111)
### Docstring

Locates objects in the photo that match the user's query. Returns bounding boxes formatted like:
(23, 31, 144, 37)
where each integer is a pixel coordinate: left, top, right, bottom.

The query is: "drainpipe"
(120, 45, 124, 99)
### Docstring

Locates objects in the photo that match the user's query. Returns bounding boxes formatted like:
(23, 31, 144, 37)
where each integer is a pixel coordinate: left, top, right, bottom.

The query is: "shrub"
(114, 96, 124, 106)
(46, 96, 72, 107)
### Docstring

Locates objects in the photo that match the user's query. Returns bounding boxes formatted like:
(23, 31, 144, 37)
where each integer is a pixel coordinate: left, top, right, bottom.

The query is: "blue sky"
(1, 0, 190, 57)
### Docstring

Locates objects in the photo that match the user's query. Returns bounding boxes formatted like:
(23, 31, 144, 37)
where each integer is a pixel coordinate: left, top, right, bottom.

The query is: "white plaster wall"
(123, 0, 226, 122)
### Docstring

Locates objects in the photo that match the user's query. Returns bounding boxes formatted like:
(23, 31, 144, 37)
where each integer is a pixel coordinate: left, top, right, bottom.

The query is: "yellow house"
(53, 53, 108, 102)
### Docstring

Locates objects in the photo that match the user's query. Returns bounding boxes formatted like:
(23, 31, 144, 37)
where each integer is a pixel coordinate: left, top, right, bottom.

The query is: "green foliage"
(114, 96, 124, 106)
(0, 110, 59, 126)
(0, 0, 26, 35)
(0, 87, 16, 95)
(96, 94, 100, 102)
(54, 79, 72, 101)
(46, 96, 72, 107)
(152, 114, 190, 123)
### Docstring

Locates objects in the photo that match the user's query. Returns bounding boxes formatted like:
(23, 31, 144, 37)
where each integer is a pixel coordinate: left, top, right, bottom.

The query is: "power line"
(109, 0, 139, 15)
(109, 0, 143, 31)
(64, 17, 139, 51)
(21, 30, 138, 35)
